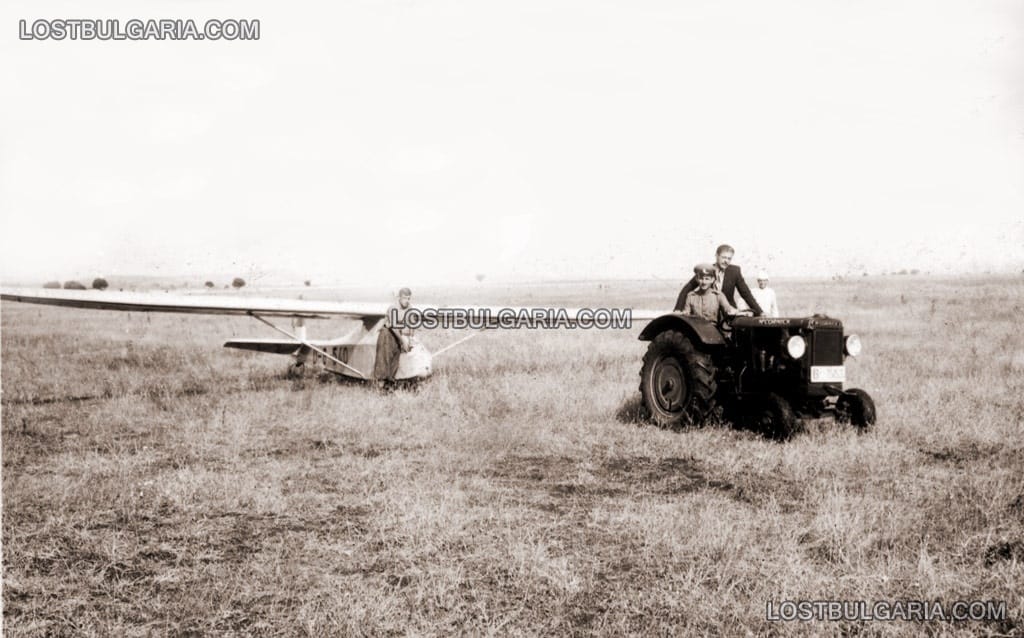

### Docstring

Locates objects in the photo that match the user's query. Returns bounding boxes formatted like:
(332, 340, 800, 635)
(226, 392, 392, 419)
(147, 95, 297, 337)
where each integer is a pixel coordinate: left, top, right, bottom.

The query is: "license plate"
(811, 366, 845, 383)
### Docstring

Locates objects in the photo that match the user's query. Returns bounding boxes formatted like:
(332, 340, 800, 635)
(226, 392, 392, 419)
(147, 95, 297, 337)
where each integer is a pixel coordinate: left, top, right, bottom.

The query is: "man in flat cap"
(674, 244, 764, 315)
(374, 287, 414, 384)
(680, 263, 742, 322)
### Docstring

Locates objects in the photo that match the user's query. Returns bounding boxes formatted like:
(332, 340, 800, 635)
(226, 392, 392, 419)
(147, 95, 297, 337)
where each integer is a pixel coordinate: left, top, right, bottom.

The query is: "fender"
(638, 312, 726, 346)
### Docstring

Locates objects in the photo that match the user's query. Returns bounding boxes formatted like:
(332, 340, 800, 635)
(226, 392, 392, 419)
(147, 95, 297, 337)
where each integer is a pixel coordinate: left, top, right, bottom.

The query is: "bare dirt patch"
(600, 455, 732, 495)
(253, 437, 420, 461)
(984, 540, 1024, 567)
(921, 442, 1005, 467)
(483, 454, 804, 515)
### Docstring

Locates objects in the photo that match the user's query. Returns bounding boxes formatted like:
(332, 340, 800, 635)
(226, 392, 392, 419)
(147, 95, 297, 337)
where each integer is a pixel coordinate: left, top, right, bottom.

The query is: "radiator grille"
(812, 329, 843, 366)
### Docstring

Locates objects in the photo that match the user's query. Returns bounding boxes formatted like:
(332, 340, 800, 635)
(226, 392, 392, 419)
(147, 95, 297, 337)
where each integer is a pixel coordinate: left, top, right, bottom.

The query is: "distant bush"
(43, 281, 61, 289)
(92, 278, 109, 290)
(205, 281, 215, 288)
(63, 281, 87, 290)
(231, 277, 246, 289)
(304, 280, 311, 287)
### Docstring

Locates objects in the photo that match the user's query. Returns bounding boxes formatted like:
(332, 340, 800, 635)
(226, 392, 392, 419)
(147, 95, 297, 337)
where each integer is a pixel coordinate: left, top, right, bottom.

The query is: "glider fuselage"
(302, 320, 433, 381)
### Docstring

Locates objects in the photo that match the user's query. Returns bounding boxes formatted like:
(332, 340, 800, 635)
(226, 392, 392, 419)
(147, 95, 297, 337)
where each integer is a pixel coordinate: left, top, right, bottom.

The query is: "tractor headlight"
(786, 335, 806, 359)
(844, 334, 862, 357)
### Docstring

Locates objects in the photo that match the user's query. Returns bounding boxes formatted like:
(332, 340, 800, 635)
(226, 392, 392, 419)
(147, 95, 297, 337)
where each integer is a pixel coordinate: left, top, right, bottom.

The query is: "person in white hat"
(749, 271, 780, 317)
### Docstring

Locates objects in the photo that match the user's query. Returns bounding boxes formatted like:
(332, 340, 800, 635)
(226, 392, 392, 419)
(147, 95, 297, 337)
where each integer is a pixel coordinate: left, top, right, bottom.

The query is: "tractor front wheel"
(756, 393, 801, 441)
(639, 330, 717, 428)
(836, 388, 876, 429)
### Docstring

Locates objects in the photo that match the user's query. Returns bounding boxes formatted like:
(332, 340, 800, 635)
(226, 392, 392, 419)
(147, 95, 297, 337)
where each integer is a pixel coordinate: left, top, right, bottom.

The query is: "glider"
(1, 288, 660, 381)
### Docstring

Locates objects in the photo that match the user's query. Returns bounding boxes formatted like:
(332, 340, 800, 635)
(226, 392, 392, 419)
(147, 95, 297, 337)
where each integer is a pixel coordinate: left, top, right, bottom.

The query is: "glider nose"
(396, 343, 433, 380)
(419, 352, 433, 378)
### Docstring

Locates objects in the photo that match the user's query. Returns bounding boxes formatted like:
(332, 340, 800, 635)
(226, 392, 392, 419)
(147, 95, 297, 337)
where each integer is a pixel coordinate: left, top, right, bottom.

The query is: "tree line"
(44, 278, 249, 290)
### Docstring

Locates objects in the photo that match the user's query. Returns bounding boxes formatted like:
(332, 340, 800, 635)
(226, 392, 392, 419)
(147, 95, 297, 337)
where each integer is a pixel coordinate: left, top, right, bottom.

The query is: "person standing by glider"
(374, 287, 415, 384)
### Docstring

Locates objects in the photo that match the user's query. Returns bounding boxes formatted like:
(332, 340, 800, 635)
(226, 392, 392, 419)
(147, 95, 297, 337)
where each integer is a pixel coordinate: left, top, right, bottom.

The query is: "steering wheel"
(718, 309, 753, 335)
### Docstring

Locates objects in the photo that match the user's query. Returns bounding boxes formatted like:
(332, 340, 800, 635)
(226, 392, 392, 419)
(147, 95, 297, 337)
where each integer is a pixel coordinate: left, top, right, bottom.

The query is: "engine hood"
(732, 315, 844, 330)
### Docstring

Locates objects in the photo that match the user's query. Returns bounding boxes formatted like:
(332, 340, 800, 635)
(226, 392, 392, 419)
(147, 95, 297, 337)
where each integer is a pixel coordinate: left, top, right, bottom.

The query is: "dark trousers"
(373, 328, 402, 381)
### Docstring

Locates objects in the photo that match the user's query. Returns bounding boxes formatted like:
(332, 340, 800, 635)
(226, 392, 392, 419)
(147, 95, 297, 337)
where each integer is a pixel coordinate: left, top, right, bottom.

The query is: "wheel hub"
(653, 357, 686, 412)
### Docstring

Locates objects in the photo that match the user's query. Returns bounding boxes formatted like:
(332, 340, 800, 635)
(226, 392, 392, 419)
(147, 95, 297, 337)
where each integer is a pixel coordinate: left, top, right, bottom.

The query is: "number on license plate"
(811, 366, 845, 383)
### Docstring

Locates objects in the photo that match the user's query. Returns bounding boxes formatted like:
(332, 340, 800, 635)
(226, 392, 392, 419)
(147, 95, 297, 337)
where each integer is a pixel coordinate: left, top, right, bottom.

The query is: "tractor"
(638, 312, 875, 439)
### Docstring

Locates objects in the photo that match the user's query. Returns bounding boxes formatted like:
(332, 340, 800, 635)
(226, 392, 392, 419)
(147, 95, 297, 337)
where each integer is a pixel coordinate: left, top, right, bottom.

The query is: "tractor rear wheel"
(836, 388, 876, 429)
(639, 330, 717, 428)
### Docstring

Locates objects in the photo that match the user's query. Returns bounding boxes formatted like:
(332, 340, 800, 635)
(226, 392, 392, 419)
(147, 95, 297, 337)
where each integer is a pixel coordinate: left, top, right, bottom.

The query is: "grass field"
(2, 276, 1023, 636)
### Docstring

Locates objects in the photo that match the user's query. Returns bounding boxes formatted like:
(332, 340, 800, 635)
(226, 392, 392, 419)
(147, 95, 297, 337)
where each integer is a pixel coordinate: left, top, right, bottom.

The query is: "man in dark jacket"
(673, 244, 764, 315)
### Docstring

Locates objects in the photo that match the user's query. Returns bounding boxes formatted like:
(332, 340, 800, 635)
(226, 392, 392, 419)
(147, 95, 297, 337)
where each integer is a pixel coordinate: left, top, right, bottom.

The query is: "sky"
(1, 0, 1022, 288)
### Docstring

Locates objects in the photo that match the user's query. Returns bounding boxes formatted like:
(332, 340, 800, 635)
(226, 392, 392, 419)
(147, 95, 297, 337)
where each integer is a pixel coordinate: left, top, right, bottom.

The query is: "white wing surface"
(1, 289, 662, 326)
(0, 288, 388, 320)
